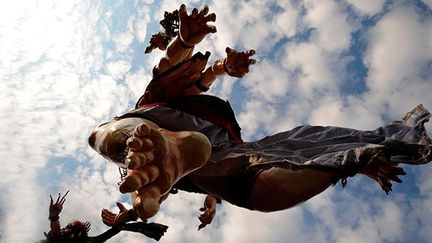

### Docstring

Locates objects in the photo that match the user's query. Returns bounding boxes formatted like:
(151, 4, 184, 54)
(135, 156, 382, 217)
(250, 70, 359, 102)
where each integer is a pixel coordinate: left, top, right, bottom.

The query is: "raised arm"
(155, 4, 217, 75)
(47, 191, 69, 237)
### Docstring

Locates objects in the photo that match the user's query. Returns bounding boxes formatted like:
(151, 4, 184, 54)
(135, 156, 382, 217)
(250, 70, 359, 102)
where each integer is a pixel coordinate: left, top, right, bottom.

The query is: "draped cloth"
(206, 104, 432, 179)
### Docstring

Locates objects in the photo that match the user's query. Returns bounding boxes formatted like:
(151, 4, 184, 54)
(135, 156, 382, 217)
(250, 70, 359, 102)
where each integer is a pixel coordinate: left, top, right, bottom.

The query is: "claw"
(179, 4, 187, 19)
(225, 47, 234, 54)
(192, 8, 198, 17)
(199, 5, 209, 16)
(205, 13, 216, 22)
(205, 25, 217, 34)
(389, 174, 403, 183)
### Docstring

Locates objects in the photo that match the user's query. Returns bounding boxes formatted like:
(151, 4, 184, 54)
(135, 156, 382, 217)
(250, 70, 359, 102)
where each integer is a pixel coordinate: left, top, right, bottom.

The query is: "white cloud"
(237, 99, 278, 139)
(242, 59, 291, 101)
(374, 201, 403, 240)
(211, 76, 236, 100)
(283, 42, 339, 96)
(0, 0, 133, 241)
(113, 31, 135, 52)
(309, 96, 383, 129)
(134, 6, 151, 42)
(112, 15, 135, 52)
(422, 0, 432, 10)
(125, 68, 152, 99)
(366, 7, 429, 89)
(99, 11, 113, 40)
(219, 207, 314, 243)
(363, 4, 432, 117)
(208, 1, 302, 55)
(304, 0, 355, 52)
(2, 0, 432, 242)
(272, 1, 300, 38)
(106, 60, 132, 80)
(344, 0, 386, 16)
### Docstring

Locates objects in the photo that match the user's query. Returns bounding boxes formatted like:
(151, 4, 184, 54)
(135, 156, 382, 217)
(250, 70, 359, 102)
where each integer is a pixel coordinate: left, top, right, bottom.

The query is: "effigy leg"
(249, 144, 410, 212)
(119, 122, 211, 220)
(250, 168, 337, 212)
(249, 141, 413, 212)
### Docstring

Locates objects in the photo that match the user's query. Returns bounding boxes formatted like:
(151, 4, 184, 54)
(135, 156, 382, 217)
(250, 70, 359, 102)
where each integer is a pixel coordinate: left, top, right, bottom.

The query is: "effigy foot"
(119, 122, 211, 220)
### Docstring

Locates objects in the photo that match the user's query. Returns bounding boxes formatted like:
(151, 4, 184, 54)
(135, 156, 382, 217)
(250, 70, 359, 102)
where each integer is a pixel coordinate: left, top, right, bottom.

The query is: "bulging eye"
(105, 131, 131, 163)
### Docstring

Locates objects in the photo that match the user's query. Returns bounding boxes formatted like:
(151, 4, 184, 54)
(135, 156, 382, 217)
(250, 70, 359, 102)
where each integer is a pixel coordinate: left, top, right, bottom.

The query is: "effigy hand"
(145, 33, 171, 53)
(150, 33, 168, 50)
(49, 190, 69, 220)
(362, 156, 406, 194)
(224, 47, 256, 78)
(197, 195, 217, 230)
(178, 4, 216, 47)
(101, 202, 136, 226)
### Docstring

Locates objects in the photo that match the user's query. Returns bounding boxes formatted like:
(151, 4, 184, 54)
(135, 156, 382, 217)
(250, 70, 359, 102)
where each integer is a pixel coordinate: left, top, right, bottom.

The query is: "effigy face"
(89, 118, 151, 165)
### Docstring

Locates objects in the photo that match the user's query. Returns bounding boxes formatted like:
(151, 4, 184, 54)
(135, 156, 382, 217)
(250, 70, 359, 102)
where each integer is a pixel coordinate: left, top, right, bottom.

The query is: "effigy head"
(88, 118, 146, 166)
(61, 220, 91, 240)
(41, 220, 91, 243)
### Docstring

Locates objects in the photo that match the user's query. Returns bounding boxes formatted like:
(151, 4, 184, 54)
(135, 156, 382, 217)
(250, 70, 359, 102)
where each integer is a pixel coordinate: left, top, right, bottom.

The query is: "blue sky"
(1, 0, 432, 242)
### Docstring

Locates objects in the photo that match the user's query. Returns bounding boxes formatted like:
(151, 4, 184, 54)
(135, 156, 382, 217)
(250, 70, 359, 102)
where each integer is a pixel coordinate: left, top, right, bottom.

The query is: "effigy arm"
(47, 190, 69, 237)
(183, 47, 256, 95)
(197, 194, 218, 230)
(88, 222, 168, 242)
(156, 36, 195, 75)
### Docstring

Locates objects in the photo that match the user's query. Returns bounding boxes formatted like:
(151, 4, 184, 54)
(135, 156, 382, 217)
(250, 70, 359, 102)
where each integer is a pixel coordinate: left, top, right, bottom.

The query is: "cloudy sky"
(1, 0, 432, 242)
